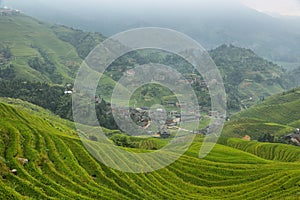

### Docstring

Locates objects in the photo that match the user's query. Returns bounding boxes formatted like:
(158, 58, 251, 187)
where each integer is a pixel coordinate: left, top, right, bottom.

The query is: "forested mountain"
(102, 45, 285, 110)
(0, 11, 288, 114)
(7, 0, 300, 68)
(210, 44, 285, 110)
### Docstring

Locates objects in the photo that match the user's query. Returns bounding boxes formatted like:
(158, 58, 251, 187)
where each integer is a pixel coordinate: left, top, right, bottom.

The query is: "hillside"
(11, 0, 300, 67)
(0, 99, 300, 199)
(0, 10, 104, 84)
(222, 88, 300, 140)
(103, 45, 285, 110)
(0, 13, 287, 113)
(0, 81, 119, 130)
(226, 138, 300, 162)
(210, 44, 285, 110)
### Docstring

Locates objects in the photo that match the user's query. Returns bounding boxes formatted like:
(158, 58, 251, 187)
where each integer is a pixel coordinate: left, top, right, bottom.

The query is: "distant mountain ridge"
(6, 0, 300, 68)
(0, 12, 287, 112)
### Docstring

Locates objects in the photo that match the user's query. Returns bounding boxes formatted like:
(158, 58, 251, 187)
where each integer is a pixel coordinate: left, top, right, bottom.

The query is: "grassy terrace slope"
(0, 100, 300, 199)
(223, 88, 300, 139)
(0, 12, 80, 83)
(0, 11, 104, 84)
(227, 138, 300, 162)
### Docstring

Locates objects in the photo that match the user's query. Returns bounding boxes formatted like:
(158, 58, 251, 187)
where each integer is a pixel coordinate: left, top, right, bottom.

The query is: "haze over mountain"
(3, 0, 300, 68)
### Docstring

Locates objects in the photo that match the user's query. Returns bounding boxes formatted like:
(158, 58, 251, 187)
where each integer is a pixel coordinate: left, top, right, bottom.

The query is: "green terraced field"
(227, 138, 300, 162)
(222, 88, 300, 139)
(0, 100, 300, 199)
(0, 13, 82, 83)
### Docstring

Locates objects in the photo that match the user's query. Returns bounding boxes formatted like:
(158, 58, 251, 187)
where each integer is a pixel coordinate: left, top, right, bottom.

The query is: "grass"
(0, 13, 83, 83)
(223, 88, 300, 139)
(226, 138, 300, 162)
(0, 99, 300, 199)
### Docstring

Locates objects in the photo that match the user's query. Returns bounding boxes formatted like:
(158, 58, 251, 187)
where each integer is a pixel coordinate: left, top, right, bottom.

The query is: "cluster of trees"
(0, 46, 12, 60)
(0, 64, 16, 80)
(257, 132, 300, 147)
(108, 50, 195, 76)
(109, 133, 163, 150)
(284, 66, 300, 89)
(110, 134, 133, 147)
(0, 80, 64, 112)
(52, 26, 105, 59)
(28, 46, 63, 84)
(0, 46, 15, 79)
(0, 80, 117, 129)
(105, 50, 211, 110)
(258, 133, 275, 143)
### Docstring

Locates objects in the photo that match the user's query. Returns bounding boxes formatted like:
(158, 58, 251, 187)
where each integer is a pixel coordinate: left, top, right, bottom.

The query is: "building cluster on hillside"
(110, 105, 203, 138)
(285, 128, 300, 146)
(0, 7, 21, 15)
(64, 83, 75, 95)
(124, 68, 207, 88)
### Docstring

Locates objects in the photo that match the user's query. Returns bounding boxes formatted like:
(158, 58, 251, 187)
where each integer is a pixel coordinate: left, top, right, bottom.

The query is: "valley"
(0, 8, 300, 199)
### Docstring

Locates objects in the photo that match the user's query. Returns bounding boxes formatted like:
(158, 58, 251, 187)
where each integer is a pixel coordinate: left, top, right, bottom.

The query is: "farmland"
(0, 99, 300, 199)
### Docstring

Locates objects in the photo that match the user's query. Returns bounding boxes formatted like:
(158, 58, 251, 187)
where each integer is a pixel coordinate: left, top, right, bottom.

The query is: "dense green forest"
(0, 80, 117, 129)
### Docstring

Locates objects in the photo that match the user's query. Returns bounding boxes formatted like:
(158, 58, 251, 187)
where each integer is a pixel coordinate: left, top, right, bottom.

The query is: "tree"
(258, 133, 274, 143)
(110, 134, 131, 147)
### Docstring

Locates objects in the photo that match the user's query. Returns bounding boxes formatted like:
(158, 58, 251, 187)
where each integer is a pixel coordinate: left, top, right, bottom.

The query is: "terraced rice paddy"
(0, 101, 300, 199)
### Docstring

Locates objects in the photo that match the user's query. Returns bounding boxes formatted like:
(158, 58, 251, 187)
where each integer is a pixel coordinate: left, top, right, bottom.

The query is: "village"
(63, 81, 224, 139)
(284, 128, 300, 146)
(63, 66, 217, 139)
(109, 100, 223, 139)
(0, 6, 21, 16)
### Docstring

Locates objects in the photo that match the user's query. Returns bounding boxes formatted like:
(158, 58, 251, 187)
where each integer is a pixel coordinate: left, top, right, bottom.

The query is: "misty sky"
(241, 0, 300, 16)
(3, 0, 300, 17)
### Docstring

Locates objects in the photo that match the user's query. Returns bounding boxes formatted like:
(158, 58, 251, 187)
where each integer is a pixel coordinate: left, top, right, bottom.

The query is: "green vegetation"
(210, 44, 285, 110)
(102, 45, 285, 111)
(1, 12, 300, 199)
(0, 100, 300, 199)
(51, 25, 105, 59)
(223, 87, 300, 140)
(284, 65, 300, 89)
(0, 13, 287, 114)
(0, 13, 84, 83)
(0, 81, 117, 129)
(226, 138, 300, 162)
(0, 12, 124, 104)
(109, 134, 169, 150)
